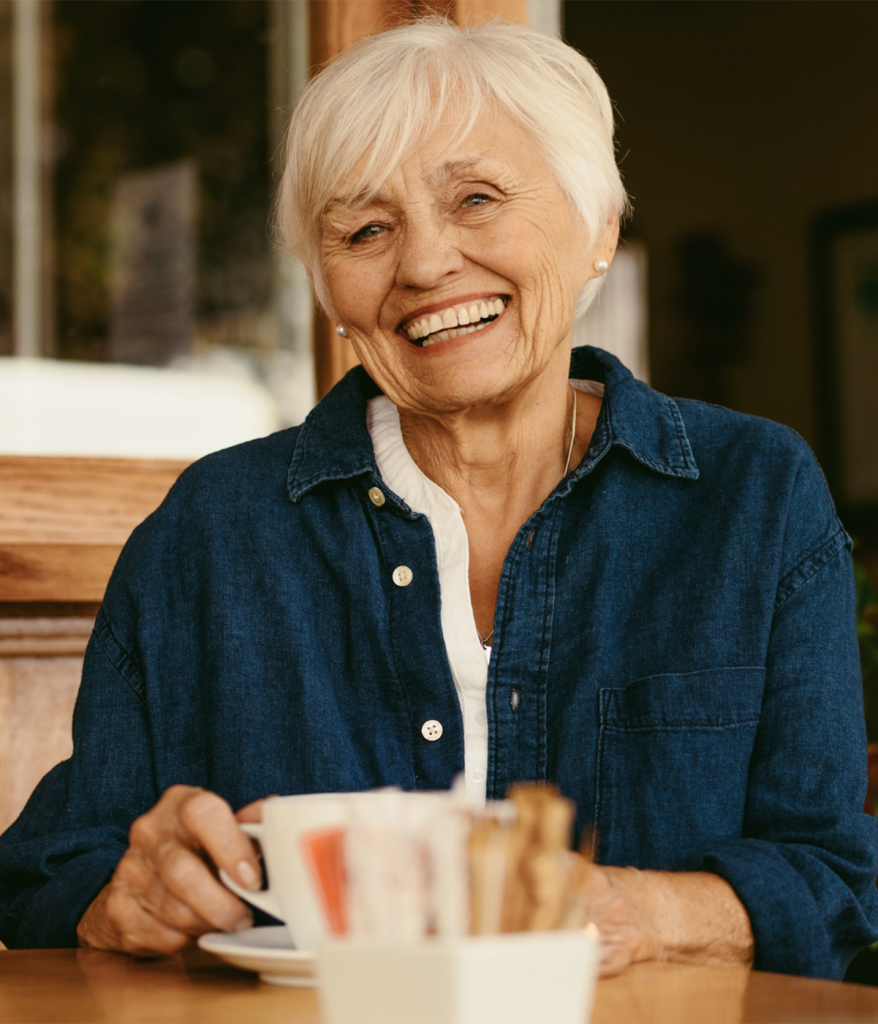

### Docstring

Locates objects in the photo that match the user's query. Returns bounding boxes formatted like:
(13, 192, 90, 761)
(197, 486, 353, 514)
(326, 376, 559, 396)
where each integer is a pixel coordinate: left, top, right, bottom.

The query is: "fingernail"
(237, 860, 260, 891)
(233, 916, 252, 933)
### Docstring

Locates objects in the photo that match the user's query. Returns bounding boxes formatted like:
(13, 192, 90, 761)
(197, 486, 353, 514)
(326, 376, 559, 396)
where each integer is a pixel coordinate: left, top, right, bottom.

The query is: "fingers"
(78, 880, 193, 958)
(133, 787, 259, 931)
(118, 839, 252, 935)
(82, 786, 267, 957)
(235, 798, 265, 823)
(153, 842, 253, 933)
(117, 786, 256, 950)
(174, 788, 262, 892)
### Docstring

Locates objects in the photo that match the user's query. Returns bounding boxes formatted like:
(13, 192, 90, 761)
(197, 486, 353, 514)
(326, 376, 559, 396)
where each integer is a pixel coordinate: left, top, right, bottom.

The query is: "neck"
(398, 350, 595, 522)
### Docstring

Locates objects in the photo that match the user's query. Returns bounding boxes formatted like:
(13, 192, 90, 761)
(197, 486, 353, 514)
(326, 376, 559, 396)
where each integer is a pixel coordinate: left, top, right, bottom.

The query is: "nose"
(394, 211, 466, 291)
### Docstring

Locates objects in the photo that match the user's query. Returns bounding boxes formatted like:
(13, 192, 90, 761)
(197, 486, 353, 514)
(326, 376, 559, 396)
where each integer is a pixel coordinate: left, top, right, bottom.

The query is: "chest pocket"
(595, 666, 766, 870)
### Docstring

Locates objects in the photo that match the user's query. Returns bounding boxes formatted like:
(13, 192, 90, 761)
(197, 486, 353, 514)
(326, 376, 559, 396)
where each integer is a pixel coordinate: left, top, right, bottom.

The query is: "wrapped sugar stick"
(524, 848, 571, 931)
(468, 817, 510, 935)
(499, 785, 544, 932)
(427, 801, 471, 938)
(503, 784, 575, 932)
(526, 790, 575, 931)
(346, 791, 436, 940)
(534, 790, 575, 850)
(499, 818, 530, 933)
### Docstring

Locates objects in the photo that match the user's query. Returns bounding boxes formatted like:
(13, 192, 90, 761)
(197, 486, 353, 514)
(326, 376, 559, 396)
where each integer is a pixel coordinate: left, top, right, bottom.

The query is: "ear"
(574, 214, 621, 294)
(593, 214, 620, 270)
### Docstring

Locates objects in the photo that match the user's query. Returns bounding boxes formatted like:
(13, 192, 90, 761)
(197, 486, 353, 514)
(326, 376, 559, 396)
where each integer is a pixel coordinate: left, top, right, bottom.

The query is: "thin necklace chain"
(478, 385, 577, 650)
(564, 384, 577, 478)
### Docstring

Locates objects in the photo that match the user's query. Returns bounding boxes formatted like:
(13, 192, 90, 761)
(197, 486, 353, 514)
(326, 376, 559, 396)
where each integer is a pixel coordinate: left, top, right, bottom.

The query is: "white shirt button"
(468, 767, 486, 783)
(475, 710, 487, 725)
(421, 720, 443, 741)
(392, 565, 413, 587)
(368, 486, 386, 507)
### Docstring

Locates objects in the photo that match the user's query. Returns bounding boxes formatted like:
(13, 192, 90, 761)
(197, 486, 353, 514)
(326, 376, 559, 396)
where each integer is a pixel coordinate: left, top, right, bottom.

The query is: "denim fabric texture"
(1, 347, 876, 976)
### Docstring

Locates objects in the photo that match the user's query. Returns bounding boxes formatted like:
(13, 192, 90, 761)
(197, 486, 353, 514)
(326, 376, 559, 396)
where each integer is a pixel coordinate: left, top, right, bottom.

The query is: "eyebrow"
(325, 189, 384, 212)
(325, 153, 495, 211)
(424, 154, 491, 186)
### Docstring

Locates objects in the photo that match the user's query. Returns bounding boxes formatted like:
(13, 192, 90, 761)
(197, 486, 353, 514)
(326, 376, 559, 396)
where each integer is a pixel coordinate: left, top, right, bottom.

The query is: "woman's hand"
(77, 786, 263, 957)
(586, 866, 755, 977)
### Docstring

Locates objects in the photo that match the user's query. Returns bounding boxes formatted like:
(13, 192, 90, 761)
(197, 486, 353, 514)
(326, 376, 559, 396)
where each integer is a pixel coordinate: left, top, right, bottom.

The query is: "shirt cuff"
(15, 848, 124, 948)
(701, 839, 837, 978)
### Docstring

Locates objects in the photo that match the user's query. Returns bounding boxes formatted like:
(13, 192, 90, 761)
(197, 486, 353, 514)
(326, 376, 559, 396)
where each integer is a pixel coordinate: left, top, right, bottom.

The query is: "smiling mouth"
(401, 296, 509, 348)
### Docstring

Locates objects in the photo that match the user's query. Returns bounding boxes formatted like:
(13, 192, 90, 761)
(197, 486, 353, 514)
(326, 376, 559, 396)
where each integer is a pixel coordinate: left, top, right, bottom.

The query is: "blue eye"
(462, 193, 492, 208)
(351, 224, 384, 244)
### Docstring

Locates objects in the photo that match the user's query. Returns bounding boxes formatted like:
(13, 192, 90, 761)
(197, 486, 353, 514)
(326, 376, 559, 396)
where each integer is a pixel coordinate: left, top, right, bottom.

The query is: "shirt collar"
(287, 346, 698, 503)
(570, 346, 699, 483)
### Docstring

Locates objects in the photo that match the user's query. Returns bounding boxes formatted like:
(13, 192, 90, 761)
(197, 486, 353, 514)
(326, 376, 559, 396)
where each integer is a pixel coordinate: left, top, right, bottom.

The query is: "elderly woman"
(1, 19, 876, 978)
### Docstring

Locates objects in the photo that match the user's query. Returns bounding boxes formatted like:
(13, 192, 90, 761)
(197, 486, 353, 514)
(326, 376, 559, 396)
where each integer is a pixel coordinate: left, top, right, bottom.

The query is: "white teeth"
(405, 297, 506, 344)
(422, 321, 491, 347)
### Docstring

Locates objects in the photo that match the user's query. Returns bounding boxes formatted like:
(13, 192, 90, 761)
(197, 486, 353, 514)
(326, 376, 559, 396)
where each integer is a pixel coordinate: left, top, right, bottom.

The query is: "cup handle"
(218, 822, 285, 922)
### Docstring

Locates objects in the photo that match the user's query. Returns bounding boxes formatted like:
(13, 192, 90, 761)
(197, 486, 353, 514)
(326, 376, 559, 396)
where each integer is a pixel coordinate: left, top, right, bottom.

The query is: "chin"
(415, 373, 521, 414)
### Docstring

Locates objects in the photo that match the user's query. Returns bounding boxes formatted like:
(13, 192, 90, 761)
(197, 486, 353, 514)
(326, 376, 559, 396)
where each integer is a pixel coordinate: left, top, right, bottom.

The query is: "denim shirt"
(1, 347, 876, 977)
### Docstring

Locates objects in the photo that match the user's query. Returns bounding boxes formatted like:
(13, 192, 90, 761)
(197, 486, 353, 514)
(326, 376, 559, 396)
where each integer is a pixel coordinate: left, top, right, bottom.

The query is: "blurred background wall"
(565, 1, 878, 466)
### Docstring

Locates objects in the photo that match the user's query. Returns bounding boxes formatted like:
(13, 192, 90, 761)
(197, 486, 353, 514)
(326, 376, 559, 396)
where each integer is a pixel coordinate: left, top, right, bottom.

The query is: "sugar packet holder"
(319, 930, 599, 1024)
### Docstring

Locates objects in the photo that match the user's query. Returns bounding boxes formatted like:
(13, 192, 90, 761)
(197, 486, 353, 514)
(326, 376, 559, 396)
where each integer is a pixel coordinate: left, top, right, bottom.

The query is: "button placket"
(372, 507, 463, 789)
(488, 505, 564, 796)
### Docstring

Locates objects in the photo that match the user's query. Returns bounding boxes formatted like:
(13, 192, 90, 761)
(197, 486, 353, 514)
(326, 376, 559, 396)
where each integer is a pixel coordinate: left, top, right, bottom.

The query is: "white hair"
(278, 17, 630, 319)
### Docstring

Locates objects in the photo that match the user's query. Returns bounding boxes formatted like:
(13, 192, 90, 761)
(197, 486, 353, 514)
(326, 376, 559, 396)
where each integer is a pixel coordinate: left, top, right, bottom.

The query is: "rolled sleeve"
(14, 845, 125, 948)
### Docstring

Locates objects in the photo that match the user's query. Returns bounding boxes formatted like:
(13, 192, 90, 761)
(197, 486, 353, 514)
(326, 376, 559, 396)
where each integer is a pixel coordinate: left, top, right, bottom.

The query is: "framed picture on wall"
(813, 202, 878, 529)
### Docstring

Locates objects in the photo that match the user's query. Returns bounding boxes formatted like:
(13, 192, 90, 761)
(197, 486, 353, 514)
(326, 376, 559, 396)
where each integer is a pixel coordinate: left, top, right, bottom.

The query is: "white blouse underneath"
(366, 379, 605, 807)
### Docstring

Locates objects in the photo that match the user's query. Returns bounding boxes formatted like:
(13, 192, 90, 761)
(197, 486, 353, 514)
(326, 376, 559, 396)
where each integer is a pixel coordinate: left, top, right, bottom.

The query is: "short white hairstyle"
(278, 17, 630, 319)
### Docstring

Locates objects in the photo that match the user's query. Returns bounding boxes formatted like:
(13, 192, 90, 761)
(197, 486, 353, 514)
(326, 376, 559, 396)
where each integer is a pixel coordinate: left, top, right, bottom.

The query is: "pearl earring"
(594, 259, 609, 274)
(335, 325, 347, 337)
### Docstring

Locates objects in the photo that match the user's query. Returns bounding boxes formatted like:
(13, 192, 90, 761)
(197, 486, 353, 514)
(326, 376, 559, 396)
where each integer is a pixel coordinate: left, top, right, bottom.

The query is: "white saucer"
(198, 926, 317, 987)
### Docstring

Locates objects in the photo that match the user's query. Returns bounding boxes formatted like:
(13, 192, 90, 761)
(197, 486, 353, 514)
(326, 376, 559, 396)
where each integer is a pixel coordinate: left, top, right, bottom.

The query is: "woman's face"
(320, 104, 617, 415)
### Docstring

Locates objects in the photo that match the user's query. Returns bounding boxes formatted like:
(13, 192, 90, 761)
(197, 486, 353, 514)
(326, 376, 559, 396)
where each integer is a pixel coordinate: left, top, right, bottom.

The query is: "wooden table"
(1, 948, 877, 1024)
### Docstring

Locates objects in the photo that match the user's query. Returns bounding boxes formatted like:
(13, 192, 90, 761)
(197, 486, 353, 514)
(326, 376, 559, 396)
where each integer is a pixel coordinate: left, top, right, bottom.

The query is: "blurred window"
(0, 0, 313, 458)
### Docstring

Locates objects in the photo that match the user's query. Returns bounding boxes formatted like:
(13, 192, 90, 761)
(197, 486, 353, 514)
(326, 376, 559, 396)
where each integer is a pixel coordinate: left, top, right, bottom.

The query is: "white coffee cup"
(221, 791, 384, 951)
